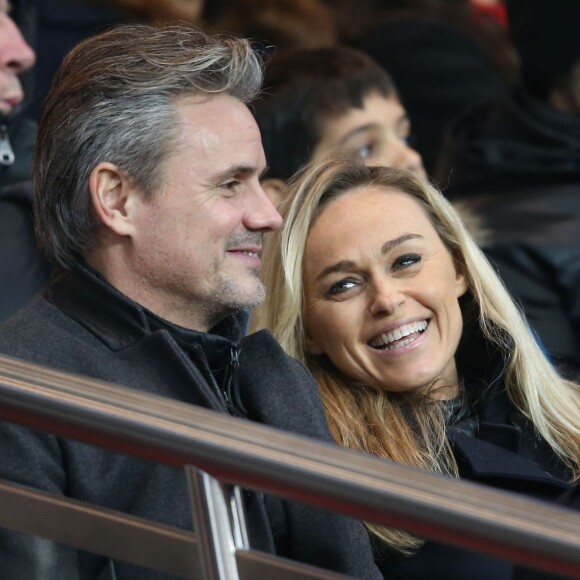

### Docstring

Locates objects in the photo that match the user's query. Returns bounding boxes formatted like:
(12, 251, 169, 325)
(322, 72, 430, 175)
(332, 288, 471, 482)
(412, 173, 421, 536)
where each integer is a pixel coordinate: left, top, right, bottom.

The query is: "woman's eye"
(327, 279, 358, 296)
(393, 253, 421, 270)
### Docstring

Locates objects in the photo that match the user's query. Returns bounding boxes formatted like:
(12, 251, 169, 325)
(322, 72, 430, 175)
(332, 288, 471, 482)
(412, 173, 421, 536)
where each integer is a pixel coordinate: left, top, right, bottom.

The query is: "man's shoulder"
(240, 329, 307, 373)
(0, 294, 100, 368)
(0, 295, 57, 337)
(238, 329, 333, 440)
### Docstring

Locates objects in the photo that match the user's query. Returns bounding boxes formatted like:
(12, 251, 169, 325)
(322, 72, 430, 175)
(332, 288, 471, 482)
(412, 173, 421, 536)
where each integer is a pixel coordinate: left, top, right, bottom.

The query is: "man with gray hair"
(0, 24, 380, 579)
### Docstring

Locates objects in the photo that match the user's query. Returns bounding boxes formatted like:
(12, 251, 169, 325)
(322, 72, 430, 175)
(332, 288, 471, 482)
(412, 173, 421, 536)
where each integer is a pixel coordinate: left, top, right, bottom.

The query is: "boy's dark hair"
(254, 46, 396, 181)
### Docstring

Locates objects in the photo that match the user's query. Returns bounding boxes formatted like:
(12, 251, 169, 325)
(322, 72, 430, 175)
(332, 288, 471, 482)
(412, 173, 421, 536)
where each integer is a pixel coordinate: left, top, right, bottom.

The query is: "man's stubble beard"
(201, 271, 265, 330)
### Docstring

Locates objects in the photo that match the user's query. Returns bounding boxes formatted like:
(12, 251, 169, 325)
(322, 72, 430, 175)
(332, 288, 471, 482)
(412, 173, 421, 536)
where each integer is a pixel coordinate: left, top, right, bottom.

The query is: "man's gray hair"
(33, 24, 263, 268)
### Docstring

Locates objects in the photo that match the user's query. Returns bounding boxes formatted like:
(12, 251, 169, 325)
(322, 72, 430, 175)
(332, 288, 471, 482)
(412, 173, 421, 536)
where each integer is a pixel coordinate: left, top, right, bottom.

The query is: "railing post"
(186, 465, 248, 580)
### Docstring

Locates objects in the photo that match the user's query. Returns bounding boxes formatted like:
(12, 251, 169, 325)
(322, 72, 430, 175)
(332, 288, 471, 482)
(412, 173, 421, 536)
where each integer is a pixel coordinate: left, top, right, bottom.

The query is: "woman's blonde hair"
(252, 157, 580, 552)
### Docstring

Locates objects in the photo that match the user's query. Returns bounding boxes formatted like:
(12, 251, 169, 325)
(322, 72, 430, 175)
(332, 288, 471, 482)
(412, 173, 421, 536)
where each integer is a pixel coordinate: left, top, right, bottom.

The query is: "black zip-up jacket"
(0, 262, 381, 579)
(435, 88, 580, 380)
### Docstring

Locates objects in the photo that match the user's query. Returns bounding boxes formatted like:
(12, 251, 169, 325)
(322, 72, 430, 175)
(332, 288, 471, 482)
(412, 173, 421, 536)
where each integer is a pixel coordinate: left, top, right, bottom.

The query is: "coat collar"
(450, 301, 572, 487)
(45, 261, 245, 365)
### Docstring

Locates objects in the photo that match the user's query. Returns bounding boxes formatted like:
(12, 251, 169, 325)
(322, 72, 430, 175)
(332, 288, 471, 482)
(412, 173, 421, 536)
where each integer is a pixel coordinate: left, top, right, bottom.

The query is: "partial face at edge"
(0, 0, 35, 115)
(312, 92, 427, 180)
(303, 186, 467, 399)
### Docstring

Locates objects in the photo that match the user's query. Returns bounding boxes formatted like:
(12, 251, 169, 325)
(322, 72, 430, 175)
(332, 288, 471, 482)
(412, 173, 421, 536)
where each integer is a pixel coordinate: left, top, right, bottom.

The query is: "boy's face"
(313, 92, 427, 180)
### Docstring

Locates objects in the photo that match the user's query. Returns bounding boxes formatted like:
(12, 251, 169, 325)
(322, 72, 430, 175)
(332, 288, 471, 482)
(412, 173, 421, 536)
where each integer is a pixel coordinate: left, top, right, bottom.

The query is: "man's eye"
(327, 279, 358, 297)
(221, 180, 241, 193)
(393, 253, 421, 270)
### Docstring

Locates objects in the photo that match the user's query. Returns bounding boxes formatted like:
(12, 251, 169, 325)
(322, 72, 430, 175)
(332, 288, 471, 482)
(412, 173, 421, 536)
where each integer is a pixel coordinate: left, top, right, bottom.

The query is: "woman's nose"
(369, 278, 405, 316)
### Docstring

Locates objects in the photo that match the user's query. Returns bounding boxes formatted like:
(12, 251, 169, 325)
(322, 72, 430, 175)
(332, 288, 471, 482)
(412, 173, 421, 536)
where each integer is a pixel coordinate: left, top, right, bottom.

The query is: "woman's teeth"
(369, 320, 428, 350)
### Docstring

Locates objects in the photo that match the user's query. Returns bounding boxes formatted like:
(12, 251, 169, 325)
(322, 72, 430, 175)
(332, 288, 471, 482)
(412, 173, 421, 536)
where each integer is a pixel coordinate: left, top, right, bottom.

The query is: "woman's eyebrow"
(315, 233, 424, 282)
(381, 233, 423, 254)
(315, 260, 358, 283)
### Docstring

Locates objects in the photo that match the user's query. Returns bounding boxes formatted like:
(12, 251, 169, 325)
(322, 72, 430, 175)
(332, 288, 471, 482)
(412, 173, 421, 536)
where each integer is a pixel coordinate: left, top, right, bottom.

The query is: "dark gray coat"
(0, 263, 381, 579)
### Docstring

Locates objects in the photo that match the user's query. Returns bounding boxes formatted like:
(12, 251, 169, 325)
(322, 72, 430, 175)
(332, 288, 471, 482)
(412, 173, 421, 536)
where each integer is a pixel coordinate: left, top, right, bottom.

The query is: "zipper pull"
(0, 125, 15, 166)
(228, 345, 248, 417)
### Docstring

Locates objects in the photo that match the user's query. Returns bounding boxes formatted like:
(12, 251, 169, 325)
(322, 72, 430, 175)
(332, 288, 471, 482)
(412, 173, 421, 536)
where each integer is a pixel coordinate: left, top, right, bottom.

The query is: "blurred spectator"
(253, 46, 425, 205)
(31, 0, 296, 123)
(202, 0, 336, 52)
(334, 0, 518, 174)
(109, 0, 204, 24)
(471, 0, 508, 28)
(435, 0, 580, 380)
(29, 0, 125, 121)
(0, 0, 52, 322)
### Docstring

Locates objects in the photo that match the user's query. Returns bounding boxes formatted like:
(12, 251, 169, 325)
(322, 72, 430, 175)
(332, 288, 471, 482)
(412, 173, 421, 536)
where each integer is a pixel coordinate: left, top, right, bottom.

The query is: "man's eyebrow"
(211, 164, 261, 183)
(315, 233, 423, 282)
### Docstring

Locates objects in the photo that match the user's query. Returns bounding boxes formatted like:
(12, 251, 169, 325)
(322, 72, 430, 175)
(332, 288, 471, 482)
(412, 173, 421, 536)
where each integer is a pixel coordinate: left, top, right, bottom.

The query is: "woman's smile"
(368, 319, 429, 351)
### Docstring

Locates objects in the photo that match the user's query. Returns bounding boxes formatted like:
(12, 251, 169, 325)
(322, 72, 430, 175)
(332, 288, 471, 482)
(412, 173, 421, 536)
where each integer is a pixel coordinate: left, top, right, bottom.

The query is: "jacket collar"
(455, 298, 509, 423)
(451, 301, 572, 484)
(45, 261, 245, 365)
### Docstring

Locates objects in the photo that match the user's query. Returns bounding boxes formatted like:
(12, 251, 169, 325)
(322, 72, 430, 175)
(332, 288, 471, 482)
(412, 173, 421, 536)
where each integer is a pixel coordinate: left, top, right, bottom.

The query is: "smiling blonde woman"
(251, 157, 580, 580)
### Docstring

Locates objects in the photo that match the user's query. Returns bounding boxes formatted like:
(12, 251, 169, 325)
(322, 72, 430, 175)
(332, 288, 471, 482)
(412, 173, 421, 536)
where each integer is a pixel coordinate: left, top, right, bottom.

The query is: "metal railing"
(0, 354, 579, 579)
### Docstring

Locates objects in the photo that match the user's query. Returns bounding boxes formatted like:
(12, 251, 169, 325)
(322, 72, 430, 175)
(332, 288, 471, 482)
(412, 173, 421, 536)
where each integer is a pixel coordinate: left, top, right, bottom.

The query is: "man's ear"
(89, 162, 139, 237)
(261, 178, 286, 207)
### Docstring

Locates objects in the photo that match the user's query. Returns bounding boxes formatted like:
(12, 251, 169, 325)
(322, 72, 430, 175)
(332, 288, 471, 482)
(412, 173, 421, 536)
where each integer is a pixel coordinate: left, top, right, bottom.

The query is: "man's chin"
(235, 281, 266, 309)
(214, 278, 265, 311)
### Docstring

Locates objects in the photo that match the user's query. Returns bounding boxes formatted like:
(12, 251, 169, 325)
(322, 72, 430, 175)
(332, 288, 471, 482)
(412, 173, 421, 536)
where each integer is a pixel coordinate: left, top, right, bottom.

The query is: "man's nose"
(1, 17, 36, 74)
(244, 184, 283, 232)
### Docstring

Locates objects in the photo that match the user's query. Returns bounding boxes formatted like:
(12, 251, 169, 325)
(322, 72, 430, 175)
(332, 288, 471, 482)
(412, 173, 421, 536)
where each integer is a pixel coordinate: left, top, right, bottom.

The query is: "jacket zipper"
(227, 345, 247, 417)
(191, 342, 246, 417)
(0, 124, 15, 166)
(191, 342, 229, 409)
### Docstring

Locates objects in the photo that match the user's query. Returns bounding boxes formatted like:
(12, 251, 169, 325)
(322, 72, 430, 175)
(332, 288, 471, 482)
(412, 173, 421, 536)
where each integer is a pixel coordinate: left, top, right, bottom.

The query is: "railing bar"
(0, 478, 355, 580)
(236, 550, 354, 580)
(187, 466, 240, 580)
(0, 479, 198, 577)
(0, 356, 579, 577)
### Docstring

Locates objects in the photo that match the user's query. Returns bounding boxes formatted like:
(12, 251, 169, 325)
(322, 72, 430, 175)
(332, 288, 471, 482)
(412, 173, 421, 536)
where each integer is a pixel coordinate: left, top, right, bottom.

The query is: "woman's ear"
(455, 269, 468, 298)
(261, 178, 286, 207)
(89, 162, 139, 237)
